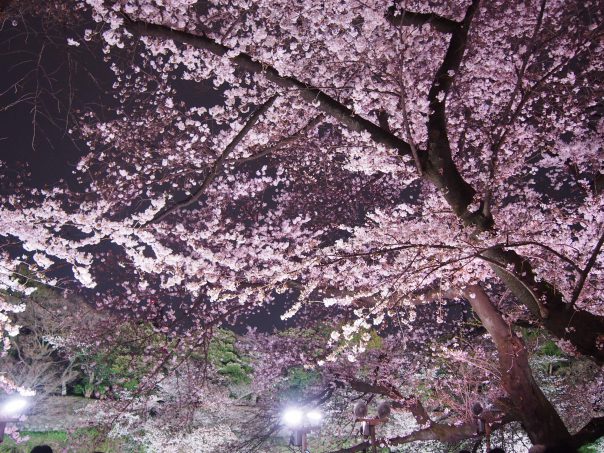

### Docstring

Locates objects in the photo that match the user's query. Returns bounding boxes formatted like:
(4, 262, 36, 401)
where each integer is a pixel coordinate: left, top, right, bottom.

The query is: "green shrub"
(208, 329, 253, 386)
(285, 366, 319, 394)
(539, 340, 563, 357)
(578, 437, 604, 452)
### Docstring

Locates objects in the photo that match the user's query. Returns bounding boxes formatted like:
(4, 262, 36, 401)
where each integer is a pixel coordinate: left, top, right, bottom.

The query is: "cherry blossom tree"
(238, 302, 604, 451)
(1, 0, 603, 450)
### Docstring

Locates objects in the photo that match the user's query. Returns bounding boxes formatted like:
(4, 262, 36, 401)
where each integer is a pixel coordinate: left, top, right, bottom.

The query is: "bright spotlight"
(283, 408, 303, 428)
(1, 397, 28, 417)
(306, 409, 322, 424)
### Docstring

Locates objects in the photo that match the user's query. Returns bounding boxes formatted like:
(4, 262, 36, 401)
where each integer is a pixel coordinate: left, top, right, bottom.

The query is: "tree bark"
(464, 285, 573, 449)
(424, 0, 482, 221)
(483, 247, 604, 364)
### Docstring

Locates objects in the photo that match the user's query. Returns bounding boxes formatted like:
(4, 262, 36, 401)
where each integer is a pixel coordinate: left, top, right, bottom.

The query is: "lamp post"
(282, 407, 322, 453)
(353, 401, 391, 453)
(472, 402, 493, 451)
(472, 402, 484, 434)
(0, 397, 28, 443)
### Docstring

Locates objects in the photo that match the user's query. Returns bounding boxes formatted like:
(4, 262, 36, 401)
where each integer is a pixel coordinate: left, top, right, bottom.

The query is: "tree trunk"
(464, 285, 573, 449)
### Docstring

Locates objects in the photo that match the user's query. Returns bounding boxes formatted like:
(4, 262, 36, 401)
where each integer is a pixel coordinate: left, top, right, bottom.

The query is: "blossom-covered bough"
(1, 0, 603, 450)
(0, 256, 38, 443)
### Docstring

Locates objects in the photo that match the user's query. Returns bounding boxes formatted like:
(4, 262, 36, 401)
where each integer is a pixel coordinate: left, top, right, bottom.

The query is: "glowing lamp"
(472, 402, 483, 416)
(377, 401, 391, 420)
(0, 398, 28, 417)
(0, 397, 29, 444)
(282, 407, 304, 428)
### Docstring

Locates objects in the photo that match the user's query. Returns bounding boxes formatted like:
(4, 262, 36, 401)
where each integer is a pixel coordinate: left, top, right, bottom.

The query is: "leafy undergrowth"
(578, 437, 604, 453)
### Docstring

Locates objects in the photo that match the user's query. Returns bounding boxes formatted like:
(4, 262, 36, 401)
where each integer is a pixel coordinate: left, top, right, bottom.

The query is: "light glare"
(306, 410, 321, 424)
(1, 397, 28, 416)
(283, 408, 303, 427)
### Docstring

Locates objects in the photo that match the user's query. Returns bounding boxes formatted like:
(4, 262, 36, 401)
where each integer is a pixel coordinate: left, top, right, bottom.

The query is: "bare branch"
(482, 246, 604, 363)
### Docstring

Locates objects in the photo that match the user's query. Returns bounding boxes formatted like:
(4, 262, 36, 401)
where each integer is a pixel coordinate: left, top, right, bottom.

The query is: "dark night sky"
(0, 16, 297, 333)
(0, 15, 227, 191)
(0, 19, 102, 191)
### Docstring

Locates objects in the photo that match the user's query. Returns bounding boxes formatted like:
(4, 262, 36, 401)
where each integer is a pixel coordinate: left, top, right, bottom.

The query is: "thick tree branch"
(571, 417, 604, 449)
(144, 95, 277, 225)
(341, 377, 404, 400)
(388, 422, 480, 444)
(402, 398, 432, 426)
(503, 240, 581, 272)
(422, 0, 489, 228)
(482, 247, 604, 363)
(330, 440, 372, 453)
(477, 254, 549, 319)
(124, 17, 413, 158)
